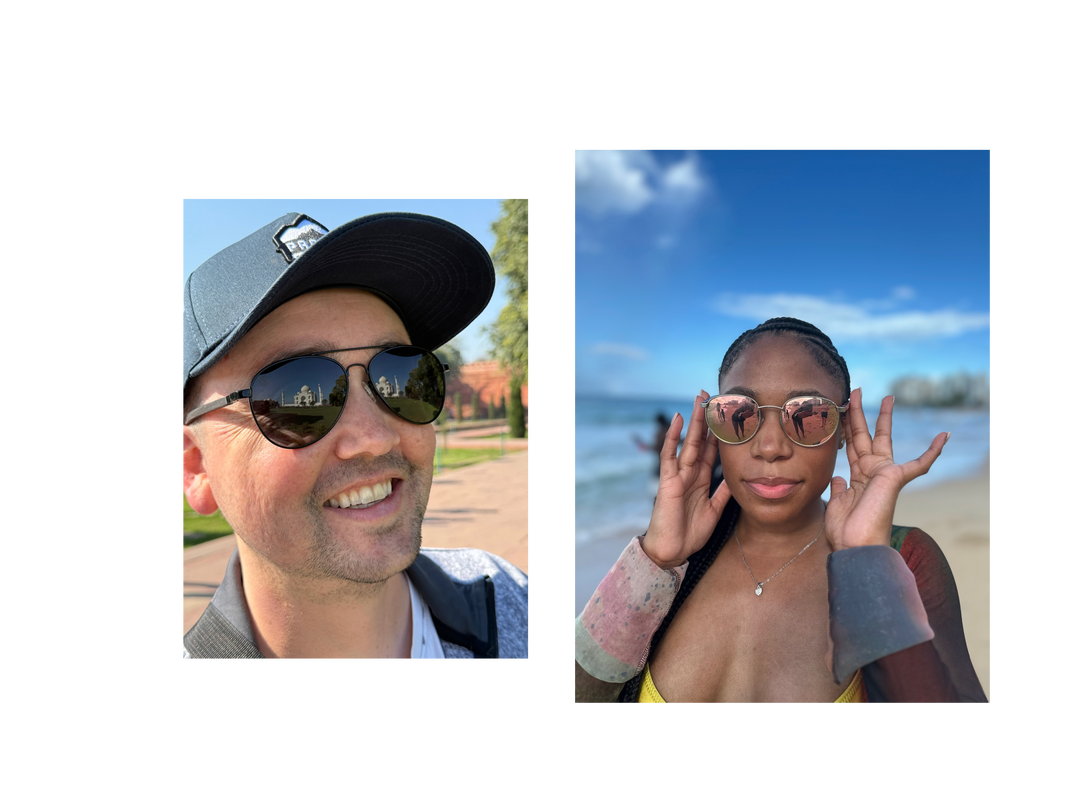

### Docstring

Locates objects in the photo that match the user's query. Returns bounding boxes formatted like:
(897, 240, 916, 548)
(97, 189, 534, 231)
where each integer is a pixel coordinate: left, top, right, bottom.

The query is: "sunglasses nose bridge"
(752, 404, 793, 443)
(342, 362, 379, 403)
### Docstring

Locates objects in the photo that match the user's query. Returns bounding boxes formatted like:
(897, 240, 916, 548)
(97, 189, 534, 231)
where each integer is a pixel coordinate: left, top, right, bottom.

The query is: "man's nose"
(347, 362, 382, 406)
(328, 364, 400, 458)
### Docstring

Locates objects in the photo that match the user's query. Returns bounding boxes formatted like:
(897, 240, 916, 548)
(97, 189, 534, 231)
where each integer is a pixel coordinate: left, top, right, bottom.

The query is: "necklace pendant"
(755, 584, 763, 596)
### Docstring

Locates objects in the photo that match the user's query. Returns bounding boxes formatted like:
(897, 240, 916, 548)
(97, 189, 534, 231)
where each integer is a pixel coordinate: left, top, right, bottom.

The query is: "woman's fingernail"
(673, 413, 680, 424)
(945, 432, 951, 444)
(700, 389, 709, 399)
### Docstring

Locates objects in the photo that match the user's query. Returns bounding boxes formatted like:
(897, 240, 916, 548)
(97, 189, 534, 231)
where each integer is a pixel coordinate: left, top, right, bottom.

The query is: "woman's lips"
(744, 479, 799, 499)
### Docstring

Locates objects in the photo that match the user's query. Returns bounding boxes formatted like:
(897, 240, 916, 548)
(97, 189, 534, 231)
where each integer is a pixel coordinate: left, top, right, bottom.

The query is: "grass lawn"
(183, 446, 523, 547)
(462, 430, 529, 439)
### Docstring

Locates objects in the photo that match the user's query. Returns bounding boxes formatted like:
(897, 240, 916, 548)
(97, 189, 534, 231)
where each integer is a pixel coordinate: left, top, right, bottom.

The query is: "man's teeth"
(328, 480, 393, 508)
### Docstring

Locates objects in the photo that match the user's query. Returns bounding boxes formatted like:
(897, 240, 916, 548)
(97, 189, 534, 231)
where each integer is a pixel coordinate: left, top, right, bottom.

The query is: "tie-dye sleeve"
(575, 537, 688, 683)
(827, 528, 987, 702)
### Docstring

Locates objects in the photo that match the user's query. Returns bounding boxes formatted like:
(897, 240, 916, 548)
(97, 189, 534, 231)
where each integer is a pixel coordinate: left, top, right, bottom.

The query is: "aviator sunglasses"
(701, 394, 849, 448)
(184, 345, 448, 449)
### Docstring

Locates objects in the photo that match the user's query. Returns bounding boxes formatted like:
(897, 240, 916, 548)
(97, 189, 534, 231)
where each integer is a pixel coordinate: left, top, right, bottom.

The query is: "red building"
(444, 360, 528, 419)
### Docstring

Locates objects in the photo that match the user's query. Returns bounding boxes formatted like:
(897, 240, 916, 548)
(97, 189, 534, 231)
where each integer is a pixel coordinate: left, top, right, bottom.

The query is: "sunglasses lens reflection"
(368, 347, 445, 424)
(783, 397, 839, 447)
(706, 396, 760, 443)
(250, 357, 346, 449)
(706, 395, 840, 446)
(248, 349, 446, 448)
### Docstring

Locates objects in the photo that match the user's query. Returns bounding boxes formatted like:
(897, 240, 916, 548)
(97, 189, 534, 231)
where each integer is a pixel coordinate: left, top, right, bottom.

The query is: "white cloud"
(576, 151, 654, 215)
(576, 151, 707, 217)
(660, 154, 706, 201)
(712, 293, 989, 340)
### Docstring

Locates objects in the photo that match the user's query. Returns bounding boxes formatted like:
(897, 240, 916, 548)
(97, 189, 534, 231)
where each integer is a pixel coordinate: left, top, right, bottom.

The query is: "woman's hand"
(825, 388, 949, 551)
(642, 391, 733, 569)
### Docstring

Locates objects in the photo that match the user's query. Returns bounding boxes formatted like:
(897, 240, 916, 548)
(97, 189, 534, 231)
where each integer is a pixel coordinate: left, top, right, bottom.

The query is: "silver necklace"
(733, 522, 824, 596)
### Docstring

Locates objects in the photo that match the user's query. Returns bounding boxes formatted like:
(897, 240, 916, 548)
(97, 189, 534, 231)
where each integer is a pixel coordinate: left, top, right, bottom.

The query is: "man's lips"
(321, 475, 406, 507)
(322, 478, 403, 521)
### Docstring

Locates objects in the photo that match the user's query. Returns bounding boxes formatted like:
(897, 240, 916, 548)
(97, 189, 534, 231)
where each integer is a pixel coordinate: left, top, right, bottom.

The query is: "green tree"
(500, 393, 506, 418)
(453, 391, 462, 421)
(487, 396, 495, 420)
(471, 392, 480, 420)
(486, 195, 531, 438)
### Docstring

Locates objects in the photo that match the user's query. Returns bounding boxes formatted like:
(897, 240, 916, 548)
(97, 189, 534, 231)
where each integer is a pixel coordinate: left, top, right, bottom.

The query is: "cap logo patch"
(273, 215, 330, 263)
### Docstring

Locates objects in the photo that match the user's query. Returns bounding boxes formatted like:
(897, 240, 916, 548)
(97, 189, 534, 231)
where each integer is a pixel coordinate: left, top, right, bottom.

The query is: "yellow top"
(639, 664, 866, 702)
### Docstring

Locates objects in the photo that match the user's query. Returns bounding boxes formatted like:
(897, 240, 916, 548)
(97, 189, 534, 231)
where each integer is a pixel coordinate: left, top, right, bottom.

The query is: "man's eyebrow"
(721, 385, 832, 400)
(260, 338, 408, 368)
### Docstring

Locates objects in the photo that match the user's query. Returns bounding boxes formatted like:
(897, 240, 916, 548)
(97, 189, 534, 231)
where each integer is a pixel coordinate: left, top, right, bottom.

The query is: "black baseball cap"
(184, 211, 495, 388)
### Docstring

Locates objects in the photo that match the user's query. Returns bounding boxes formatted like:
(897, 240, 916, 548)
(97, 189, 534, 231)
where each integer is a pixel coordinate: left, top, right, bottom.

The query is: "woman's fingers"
(871, 395, 895, 458)
(709, 478, 732, 515)
(898, 431, 949, 483)
(847, 387, 874, 458)
(697, 422, 720, 483)
(658, 412, 684, 480)
(677, 391, 710, 471)
(659, 392, 714, 480)
(844, 408, 859, 469)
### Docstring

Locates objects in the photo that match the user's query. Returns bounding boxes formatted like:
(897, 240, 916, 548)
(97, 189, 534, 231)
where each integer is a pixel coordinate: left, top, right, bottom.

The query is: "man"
(183, 211, 528, 658)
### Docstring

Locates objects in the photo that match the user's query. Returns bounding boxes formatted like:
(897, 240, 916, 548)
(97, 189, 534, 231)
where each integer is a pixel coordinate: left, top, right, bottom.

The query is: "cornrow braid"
(717, 317, 851, 404)
(615, 319, 850, 701)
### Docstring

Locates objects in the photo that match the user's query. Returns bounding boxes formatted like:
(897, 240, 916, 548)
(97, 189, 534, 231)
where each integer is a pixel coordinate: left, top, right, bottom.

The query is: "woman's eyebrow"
(721, 386, 831, 399)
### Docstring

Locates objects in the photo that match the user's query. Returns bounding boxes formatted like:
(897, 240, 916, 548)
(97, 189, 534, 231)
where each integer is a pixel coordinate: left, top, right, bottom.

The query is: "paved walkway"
(183, 450, 528, 634)
(437, 425, 528, 450)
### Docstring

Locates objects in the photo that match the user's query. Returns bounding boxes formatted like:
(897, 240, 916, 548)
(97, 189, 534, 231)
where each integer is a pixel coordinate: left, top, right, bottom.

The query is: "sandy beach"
(575, 460, 990, 698)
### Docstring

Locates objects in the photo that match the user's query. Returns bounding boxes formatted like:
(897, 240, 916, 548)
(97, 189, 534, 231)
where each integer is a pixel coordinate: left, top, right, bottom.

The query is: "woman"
(575, 317, 986, 702)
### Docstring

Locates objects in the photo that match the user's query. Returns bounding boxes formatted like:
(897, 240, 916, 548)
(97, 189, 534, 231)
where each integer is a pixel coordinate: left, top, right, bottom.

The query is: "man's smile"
(320, 474, 411, 523)
(325, 479, 395, 509)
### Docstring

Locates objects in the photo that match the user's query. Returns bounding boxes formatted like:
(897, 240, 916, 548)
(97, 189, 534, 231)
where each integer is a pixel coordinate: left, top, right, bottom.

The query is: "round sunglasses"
(701, 394, 849, 448)
(184, 345, 448, 449)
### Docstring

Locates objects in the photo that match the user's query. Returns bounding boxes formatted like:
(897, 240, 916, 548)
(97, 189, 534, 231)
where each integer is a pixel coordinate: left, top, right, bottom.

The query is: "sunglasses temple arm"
(183, 389, 251, 425)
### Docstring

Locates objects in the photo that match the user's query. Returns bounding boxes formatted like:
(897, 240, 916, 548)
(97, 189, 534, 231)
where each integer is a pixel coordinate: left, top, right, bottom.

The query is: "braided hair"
(616, 316, 850, 702)
(718, 317, 850, 403)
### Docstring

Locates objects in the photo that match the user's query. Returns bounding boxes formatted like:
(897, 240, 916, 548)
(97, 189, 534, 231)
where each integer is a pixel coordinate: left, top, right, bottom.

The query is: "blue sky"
(184, 199, 507, 363)
(575, 151, 990, 404)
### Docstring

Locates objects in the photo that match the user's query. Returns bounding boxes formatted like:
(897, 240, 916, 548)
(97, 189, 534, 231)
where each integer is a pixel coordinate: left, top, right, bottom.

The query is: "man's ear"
(183, 426, 219, 515)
